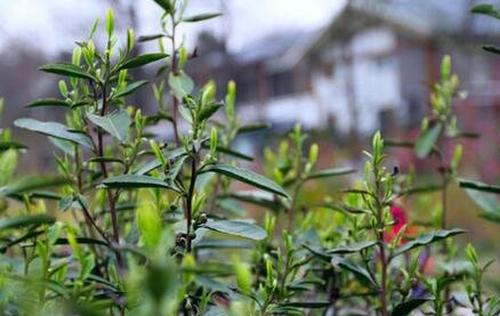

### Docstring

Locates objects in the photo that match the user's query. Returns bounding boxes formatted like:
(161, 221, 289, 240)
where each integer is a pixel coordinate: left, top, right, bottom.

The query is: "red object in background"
(384, 204, 407, 243)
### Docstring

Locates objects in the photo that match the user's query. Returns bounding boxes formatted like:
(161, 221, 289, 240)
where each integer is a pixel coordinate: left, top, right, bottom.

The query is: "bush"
(0, 1, 498, 315)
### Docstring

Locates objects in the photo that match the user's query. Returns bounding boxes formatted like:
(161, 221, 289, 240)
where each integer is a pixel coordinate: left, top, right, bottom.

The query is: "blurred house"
(190, 0, 500, 138)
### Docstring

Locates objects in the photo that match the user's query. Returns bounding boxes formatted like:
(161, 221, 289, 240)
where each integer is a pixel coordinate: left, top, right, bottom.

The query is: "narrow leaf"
(280, 302, 331, 309)
(327, 241, 377, 255)
(201, 164, 290, 199)
(392, 229, 466, 258)
(391, 298, 432, 316)
(87, 110, 130, 142)
(331, 255, 378, 288)
(27, 98, 69, 108)
(415, 123, 442, 158)
(113, 80, 149, 99)
(118, 53, 168, 70)
(0, 214, 55, 231)
(459, 178, 500, 194)
(0, 141, 27, 151)
(182, 13, 222, 23)
(471, 4, 500, 19)
(0, 176, 70, 197)
(307, 167, 356, 180)
(39, 63, 97, 81)
(202, 219, 267, 241)
(101, 174, 173, 189)
(14, 118, 93, 148)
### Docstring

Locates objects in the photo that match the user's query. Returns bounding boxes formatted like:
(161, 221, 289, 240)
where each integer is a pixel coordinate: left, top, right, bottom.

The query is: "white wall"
(312, 27, 403, 134)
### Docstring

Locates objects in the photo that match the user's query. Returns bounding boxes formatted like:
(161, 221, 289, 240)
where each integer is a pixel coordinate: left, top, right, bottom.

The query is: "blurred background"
(0, 0, 499, 278)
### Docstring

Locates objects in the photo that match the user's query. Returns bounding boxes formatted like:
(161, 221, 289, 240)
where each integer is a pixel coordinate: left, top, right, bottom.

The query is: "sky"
(0, 0, 346, 56)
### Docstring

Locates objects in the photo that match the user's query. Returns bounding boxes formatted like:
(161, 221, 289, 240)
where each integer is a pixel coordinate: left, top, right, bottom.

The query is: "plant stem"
(378, 236, 389, 316)
(96, 82, 124, 272)
(169, 14, 180, 146)
(185, 153, 197, 253)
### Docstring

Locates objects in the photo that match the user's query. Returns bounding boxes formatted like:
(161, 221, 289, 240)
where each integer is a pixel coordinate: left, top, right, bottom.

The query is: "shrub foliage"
(0, 1, 498, 315)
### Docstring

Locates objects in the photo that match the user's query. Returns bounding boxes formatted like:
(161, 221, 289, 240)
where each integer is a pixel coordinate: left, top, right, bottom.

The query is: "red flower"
(384, 204, 407, 244)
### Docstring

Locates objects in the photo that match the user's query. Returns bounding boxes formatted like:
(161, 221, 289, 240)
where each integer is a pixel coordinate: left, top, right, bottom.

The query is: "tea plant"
(0, 1, 497, 315)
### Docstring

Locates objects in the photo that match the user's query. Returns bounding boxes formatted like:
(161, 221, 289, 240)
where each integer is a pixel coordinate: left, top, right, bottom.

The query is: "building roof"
(231, 0, 500, 70)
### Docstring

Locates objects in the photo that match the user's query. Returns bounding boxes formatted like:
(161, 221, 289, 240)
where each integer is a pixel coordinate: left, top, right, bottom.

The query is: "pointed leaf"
(101, 174, 173, 189)
(118, 53, 168, 70)
(307, 167, 356, 180)
(391, 298, 432, 316)
(471, 4, 500, 19)
(327, 241, 377, 255)
(39, 63, 97, 81)
(169, 72, 194, 99)
(113, 80, 149, 99)
(151, 0, 174, 13)
(202, 219, 267, 241)
(182, 13, 222, 23)
(483, 45, 500, 55)
(415, 123, 442, 158)
(201, 164, 290, 198)
(27, 98, 69, 108)
(138, 34, 166, 42)
(87, 110, 130, 142)
(459, 178, 500, 194)
(0, 214, 55, 231)
(0, 176, 71, 197)
(14, 118, 93, 148)
(331, 255, 378, 288)
(198, 103, 223, 122)
(280, 301, 331, 309)
(0, 141, 27, 151)
(392, 229, 467, 258)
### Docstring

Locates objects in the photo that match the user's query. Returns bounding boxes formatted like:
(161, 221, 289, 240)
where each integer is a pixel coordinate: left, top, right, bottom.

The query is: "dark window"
(236, 75, 257, 103)
(270, 71, 294, 97)
(379, 108, 396, 135)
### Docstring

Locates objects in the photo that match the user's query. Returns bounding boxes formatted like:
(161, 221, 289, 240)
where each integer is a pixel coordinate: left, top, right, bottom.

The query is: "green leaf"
(202, 219, 267, 241)
(462, 186, 500, 224)
(392, 229, 467, 258)
(0, 176, 70, 197)
(26, 98, 69, 108)
(471, 4, 500, 19)
(391, 298, 432, 316)
(118, 53, 168, 70)
(415, 123, 442, 158)
(169, 72, 194, 99)
(195, 239, 253, 250)
(113, 80, 149, 99)
(327, 241, 377, 255)
(198, 103, 223, 122)
(39, 63, 97, 81)
(202, 144, 254, 161)
(220, 191, 286, 212)
(0, 214, 55, 231)
(87, 110, 130, 142)
(14, 118, 93, 148)
(201, 164, 290, 199)
(307, 167, 356, 180)
(0, 141, 27, 151)
(138, 34, 166, 42)
(459, 178, 500, 194)
(280, 301, 331, 309)
(483, 45, 500, 55)
(151, 0, 174, 13)
(101, 174, 173, 189)
(236, 123, 270, 134)
(331, 255, 378, 288)
(182, 13, 222, 23)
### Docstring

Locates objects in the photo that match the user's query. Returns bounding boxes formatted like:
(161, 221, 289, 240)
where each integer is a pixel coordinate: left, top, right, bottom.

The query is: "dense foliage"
(0, 1, 498, 315)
